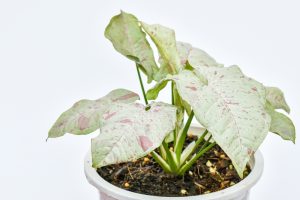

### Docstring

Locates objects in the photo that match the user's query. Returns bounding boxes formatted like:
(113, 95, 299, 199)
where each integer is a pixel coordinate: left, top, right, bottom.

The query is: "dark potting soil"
(97, 136, 250, 197)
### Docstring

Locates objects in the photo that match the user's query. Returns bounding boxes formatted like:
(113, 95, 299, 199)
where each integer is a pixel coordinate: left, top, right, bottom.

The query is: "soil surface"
(97, 136, 250, 197)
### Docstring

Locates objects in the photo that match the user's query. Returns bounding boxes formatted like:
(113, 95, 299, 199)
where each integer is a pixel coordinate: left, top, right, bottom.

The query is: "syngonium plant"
(48, 11, 296, 178)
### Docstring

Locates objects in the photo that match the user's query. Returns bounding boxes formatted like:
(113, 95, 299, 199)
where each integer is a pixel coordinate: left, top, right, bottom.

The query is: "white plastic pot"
(84, 126, 264, 200)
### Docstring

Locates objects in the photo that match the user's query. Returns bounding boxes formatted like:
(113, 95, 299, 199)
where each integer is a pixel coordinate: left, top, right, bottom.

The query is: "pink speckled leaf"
(266, 86, 290, 113)
(91, 102, 177, 168)
(48, 89, 139, 138)
(141, 22, 181, 80)
(266, 102, 295, 143)
(149, 67, 271, 177)
(105, 11, 158, 83)
(176, 41, 223, 69)
(146, 41, 224, 100)
(175, 67, 271, 177)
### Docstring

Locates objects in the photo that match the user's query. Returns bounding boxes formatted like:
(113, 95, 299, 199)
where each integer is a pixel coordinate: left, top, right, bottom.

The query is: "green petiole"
(174, 111, 194, 159)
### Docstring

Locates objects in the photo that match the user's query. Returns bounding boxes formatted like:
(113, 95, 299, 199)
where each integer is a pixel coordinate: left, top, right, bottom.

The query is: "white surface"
(0, 1, 299, 199)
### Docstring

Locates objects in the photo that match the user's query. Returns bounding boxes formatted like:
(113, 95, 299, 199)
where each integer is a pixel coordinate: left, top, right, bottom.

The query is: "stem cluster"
(136, 65, 215, 176)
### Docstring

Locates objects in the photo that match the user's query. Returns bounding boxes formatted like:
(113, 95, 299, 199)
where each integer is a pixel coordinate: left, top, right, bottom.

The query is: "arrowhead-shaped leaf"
(105, 11, 158, 83)
(48, 89, 139, 138)
(266, 87, 290, 113)
(141, 22, 181, 80)
(177, 41, 223, 84)
(177, 41, 223, 69)
(91, 102, 177, 168)
(149, 67, 271, 177)
(176, 67, 271, 177)
(266, 102, 295, 143)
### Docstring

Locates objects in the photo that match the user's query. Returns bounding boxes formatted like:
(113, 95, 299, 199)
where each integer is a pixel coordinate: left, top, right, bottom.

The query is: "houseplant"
(48, 11, 295, 199)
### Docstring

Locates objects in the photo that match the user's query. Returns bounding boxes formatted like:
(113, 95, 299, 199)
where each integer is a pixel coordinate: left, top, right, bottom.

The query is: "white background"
(0, 0, 299, 199)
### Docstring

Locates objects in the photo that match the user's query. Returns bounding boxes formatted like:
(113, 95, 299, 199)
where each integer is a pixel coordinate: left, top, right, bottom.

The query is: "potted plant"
(48, 11, 296, 200)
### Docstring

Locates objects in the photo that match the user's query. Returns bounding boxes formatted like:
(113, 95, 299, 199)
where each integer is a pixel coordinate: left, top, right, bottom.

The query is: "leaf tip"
(48, 125, 64, 139)
(292, 134, 296, 144)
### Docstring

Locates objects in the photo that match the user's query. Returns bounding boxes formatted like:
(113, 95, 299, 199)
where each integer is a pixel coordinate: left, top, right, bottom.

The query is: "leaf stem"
(136, 64, 175, 173)
(178, 141, 216, 176)
(171, 82, 177, 145)
(159, 145, 167, 160)
(199, 135, 212, 152)
(136, 64, 148, 105)
(162, 141, 179, 172)
(151, 151, 172, 173)
(180, 129, 209, 165)
(174, 111, 194, 159)
(171, 82, 175, 105)
(195, 130, 209, 149)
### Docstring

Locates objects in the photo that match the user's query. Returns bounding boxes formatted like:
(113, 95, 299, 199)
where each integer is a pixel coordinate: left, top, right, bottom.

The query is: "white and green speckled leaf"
(176, 41, 193, 67)
(48, 89, 139, 138)
(266, 102, 295, 143)
(176, 41, 223, 84)
(160, 67, 270, 177)
(266, 87, 290, 113)
(146, 41, 225, 100)
(177, 41, 223, 68)
(141, 22, 181, 80)
(105, 11, 158, 83)
(91, 102, 177, 168)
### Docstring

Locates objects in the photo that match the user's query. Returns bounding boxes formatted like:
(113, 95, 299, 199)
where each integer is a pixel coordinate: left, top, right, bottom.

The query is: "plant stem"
(174, 111, 194, 159)
(171, 82, 175, 105)
(136, 64, 148, 105)
(195, 130, 209, 148)
(180, 129, 209, 165)
(151, 151, 172, 173)
(136, 64, 175, 173)
(162, 141, 179, 172)
(159, 145, 167, 160)
(199, 135, 212, 152)
(135, 64, 213, 176)
(178, 141, 216, 176)
(171, 82, 177, 145)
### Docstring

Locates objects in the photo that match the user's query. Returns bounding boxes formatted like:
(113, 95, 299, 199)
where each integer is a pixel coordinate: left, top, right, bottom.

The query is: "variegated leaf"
(146, 41, 224, 100)
(141, 22, 181, 80)
(105, 11, 158, 83)
(177, 41, 223, 69)
(176, 41, 193, 67)
(91, 102, 177, 168)
(177, 41, 223, 84)
(157, 67, 270, 177)
(48, 89, 139, 138)
(266, 102, 295, 143)
(266, 86, 290, 113)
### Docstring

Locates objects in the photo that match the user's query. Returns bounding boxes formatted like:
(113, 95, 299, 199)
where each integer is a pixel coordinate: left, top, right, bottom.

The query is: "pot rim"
(84, 127, 264, 200)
